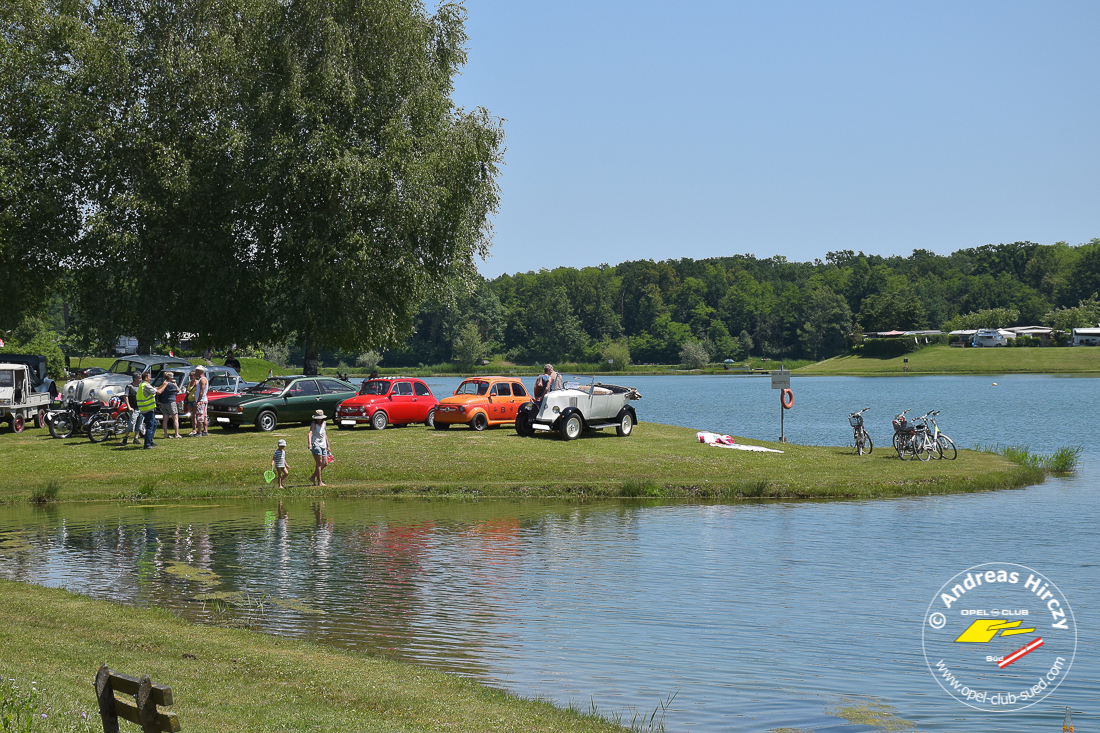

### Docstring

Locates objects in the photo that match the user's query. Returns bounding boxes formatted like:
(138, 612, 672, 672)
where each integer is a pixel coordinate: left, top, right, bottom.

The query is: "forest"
(385, 239, 1100, 368)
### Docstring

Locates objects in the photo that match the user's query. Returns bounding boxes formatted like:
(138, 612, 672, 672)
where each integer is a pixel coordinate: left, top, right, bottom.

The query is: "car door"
(412, 381, 435, 421)
(488, 382, 512, 422)
(388, 381, 415, 422)
(283, 379, 320, 421)
(317, 379, 354, 417)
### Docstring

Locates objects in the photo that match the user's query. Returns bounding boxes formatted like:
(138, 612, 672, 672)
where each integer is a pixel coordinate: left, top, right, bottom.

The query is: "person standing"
(272, 439, 290, 489)
(182, 370, 198, 435)
(533, 364, 562, 403)
(158, 372, 181, 439)
(136, 371, 159, 449)
(193, 365, 210, 436)
(308, 410, 331, 487)
(224, 350, 241, 373)
(120, 372, 142, 446)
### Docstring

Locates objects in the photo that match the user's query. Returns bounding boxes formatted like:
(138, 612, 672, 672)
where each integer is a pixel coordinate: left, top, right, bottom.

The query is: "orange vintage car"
(433, 376, 532, 431)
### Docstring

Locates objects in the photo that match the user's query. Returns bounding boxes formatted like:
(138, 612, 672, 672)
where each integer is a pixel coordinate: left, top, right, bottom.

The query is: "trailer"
(0, 361, 52, 432)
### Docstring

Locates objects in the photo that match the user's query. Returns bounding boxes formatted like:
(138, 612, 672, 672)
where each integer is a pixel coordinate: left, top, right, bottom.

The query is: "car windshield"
(108, 360, 143, 375)
(455, 380, 489, 396)
(0, 370, 13, 388)
(208, 375, 234, 389)
(359, 380, 391, 396)
(247, 378, 290, 395)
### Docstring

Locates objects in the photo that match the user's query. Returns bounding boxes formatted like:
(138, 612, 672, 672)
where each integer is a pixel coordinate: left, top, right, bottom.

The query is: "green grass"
(0, 580, 629, 733)
(0, 420, 1046, 503)
(978, 443, 1082, 473)
(796, 345, 1100, 375)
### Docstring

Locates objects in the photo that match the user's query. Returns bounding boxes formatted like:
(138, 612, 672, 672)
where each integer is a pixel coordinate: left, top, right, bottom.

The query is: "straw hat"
(195, 364, 206, 372)
(312, 410, 327, 421)
(277, 439, 286, 447)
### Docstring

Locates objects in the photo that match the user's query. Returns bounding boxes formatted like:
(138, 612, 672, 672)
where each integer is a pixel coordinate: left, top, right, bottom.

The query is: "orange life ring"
(781, 388, 794, 410)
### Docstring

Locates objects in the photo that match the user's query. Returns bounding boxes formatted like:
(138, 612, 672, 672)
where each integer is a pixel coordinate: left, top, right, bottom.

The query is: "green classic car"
(208, 376, 357, 431)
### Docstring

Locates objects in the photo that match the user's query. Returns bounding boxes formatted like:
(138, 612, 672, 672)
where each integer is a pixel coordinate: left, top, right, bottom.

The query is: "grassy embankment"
(797, 344, 1100, 376)
(0, 580, 629, 733)
(2, 420, 1048, 503)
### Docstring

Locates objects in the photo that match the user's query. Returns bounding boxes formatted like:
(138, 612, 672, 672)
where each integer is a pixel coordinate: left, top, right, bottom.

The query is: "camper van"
(971, 329, 1008, 347)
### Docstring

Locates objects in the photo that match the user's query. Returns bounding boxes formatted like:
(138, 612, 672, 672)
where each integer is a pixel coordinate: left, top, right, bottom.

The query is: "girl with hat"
(308, 410, 331, 487)
(271, 439, 290, 489)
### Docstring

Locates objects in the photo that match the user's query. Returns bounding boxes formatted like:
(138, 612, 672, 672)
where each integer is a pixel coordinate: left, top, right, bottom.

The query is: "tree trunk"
(303, 336, 319, 375)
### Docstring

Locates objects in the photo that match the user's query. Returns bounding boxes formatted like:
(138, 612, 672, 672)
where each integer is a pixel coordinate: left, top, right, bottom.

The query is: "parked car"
(152, 366, 253, 421)
(971, 329, 1010, 347)
(335, 377, 438, 430)
(208, 375, 356, 431)
(63, 355, 193, 404)
(433, 376, 532, 431)
(516, 381, 641, 441)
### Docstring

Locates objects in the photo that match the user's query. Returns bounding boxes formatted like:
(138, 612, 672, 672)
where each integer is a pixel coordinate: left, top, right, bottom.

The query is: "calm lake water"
(1, 374, 1096, 732)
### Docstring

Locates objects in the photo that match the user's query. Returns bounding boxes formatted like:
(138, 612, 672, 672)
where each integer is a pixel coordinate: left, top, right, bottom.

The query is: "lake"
(1, 374, 1096, 732)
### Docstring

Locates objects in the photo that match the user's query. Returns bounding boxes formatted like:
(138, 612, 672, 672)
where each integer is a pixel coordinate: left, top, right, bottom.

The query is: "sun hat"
(277, 439, 286, 447)
(312, 410, 326, 421)
(195, 364, 206, 371)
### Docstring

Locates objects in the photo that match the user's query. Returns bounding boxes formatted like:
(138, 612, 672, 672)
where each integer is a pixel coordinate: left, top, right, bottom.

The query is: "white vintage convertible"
(515, 381, 641, 440)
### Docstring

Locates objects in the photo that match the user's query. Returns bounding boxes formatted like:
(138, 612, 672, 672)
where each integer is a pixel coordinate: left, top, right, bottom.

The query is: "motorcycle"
(45, 399, 81, 439)
(87, 398, 136, 443)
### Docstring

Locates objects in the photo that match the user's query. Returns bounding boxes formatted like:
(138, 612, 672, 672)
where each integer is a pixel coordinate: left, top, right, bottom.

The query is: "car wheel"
(425, 408, 435, 428)
(616, 411, 634, 437)
(34, 410, 46, 429)
(371, 411, 388, 430)
(11, 414, 25, 433)
(433, 422, 451, 430)
(255, 410, 277, 432)
(559, 413, 583, 441)
(514, 410, 534, 437)
(470, 413, 488, 432)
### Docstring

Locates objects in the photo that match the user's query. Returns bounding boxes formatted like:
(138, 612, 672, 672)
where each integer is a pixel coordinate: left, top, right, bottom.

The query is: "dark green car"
(208, 376, 357, 431)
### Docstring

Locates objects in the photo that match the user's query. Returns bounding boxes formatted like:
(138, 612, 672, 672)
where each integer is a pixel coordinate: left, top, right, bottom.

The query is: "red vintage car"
(335, 377, 438, 430)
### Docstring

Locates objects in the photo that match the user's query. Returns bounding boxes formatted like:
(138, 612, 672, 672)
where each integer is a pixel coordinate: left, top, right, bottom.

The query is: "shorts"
(160, 401, 178, 415)
(195, 400, 208, 420)
(126, 410, 141, 433)
(311, 447, 329, 457)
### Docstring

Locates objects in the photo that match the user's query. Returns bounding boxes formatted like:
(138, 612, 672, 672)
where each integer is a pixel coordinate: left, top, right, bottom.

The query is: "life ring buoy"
(781, 389, 794, 410)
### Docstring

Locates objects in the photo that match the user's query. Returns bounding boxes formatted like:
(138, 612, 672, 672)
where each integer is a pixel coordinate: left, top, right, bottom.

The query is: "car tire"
(425, 408, 435, 428)
(560, 413, 583, 441)
(371, 411, 388, 430)
(616, 411, 634, 437)
(11, 414, 25, 433)
(255, 410, 277, 432)
(434, 422, 451, 430)
(470, 413, 488, 432)
(514, 410, 534, 437)
(34, 409, 46, 429)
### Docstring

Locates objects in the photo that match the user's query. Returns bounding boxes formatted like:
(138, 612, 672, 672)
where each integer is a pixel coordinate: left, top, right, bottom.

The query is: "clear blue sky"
(446, 1, 1100, 278)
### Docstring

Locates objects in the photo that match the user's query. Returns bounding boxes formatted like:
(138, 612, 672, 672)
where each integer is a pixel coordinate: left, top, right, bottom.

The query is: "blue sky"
(446, 1, 1100, 277)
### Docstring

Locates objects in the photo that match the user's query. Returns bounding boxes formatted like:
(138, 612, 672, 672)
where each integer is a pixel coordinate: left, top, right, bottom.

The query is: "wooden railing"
(94, 665, 181, 733)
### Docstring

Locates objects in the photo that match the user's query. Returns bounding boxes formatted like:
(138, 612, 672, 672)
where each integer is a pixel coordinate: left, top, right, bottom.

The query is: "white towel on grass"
(696, 431, 784, 453)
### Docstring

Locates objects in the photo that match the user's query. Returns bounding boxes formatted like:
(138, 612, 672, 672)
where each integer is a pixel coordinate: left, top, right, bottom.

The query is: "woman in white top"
(308, 410, 331, 486)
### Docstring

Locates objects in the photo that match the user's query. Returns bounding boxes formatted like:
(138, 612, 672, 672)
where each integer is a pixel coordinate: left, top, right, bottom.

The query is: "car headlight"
(552, 406, 560, 413)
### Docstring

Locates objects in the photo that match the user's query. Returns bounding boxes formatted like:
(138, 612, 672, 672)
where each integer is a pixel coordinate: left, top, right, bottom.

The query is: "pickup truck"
(0, 357, 54, 432)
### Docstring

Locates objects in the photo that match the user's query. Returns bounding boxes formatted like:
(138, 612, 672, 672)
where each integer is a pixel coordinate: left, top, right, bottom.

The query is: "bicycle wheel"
(937, 434, 957, 460)
(864, 432, 873, 455)
(898, 436, 916, 460)
(917, 435, 933, 461)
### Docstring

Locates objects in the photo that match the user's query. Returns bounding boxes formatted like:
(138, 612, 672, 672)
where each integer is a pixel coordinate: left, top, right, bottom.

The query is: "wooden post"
(95, 664, 120, 733)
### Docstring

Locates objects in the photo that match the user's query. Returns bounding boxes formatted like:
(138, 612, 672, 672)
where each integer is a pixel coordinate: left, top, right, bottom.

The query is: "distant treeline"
(383, 240, 1100, 367)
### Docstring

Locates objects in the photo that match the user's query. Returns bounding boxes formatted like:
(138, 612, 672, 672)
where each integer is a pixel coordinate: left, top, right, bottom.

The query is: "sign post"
(771, 367, 791, 443)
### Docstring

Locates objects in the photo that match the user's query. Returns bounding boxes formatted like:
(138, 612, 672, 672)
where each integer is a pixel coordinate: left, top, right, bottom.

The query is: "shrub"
(599, 339, 631, 371)
(679, 340, 709, 369)
(30, 480, 61, 504)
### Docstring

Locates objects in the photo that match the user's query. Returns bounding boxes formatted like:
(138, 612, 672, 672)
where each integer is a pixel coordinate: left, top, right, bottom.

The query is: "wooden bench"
(94, 665, 181, 733)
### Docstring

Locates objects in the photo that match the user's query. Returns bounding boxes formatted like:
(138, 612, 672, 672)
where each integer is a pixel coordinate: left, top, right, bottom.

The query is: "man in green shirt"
(136, 371, 159, 449)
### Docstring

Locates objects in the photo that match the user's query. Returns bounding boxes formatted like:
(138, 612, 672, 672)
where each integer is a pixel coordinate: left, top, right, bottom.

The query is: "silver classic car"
(515, 380, 641, 441)
(62, 355, 193, 403)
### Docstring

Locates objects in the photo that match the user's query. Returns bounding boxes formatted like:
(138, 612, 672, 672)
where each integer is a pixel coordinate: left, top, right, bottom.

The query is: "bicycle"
(892, 409, 912, 458)
(909, 411, 939, 461)
(926, 410, 956, 460)
(848, 407, 873, 456)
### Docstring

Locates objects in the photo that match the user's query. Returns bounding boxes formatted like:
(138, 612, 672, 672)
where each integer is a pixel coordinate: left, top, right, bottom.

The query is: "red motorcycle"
(87, 398, 136, 443)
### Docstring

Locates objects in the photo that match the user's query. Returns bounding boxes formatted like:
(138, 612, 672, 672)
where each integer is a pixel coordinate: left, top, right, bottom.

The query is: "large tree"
(47, 0, 502, 368)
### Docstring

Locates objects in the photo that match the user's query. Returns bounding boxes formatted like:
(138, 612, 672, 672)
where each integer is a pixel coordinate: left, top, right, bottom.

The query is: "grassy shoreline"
(796, 345, 1100, 376)
(3, 420, 1048, 504)
(0, 580, 629, 732)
